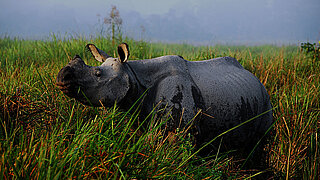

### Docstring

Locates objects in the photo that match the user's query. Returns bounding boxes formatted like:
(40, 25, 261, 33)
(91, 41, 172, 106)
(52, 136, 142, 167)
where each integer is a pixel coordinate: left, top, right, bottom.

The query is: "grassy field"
(0, 36, 319, 179)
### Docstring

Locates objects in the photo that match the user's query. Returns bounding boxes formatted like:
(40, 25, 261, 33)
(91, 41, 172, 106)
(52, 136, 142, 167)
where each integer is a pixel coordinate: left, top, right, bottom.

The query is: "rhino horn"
(117, 43, 130, 63)
(86, 44, 111, 62)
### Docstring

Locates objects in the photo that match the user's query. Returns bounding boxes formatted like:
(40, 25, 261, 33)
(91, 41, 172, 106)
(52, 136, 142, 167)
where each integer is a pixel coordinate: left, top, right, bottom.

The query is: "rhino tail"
(86, 44, 111, 62)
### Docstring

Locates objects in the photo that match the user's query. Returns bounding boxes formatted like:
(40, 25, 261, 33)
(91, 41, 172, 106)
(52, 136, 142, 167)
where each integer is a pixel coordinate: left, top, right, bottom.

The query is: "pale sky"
(0, 0, 319, 44)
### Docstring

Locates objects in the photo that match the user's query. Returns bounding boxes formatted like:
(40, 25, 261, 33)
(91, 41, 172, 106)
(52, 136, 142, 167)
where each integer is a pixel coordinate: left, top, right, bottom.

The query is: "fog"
(0, 0, 319, 45)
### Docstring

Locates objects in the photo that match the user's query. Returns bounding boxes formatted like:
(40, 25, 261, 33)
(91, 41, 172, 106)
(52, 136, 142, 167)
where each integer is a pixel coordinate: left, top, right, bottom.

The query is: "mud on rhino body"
(56, 43, 273, 156)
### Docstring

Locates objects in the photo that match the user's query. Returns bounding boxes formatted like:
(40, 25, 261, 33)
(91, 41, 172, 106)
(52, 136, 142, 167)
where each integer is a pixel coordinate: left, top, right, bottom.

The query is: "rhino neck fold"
(117, 63, 146, 110)
(125, 63, 147, 90)
(118, 56, 188, 113)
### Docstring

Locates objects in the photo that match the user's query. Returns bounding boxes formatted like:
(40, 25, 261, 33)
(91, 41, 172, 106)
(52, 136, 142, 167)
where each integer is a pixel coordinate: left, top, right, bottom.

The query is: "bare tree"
(104, 6, 123, 45)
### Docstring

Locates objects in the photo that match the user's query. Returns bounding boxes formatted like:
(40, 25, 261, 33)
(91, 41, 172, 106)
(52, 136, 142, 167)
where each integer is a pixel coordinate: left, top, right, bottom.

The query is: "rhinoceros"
(56, 43, 273, 155)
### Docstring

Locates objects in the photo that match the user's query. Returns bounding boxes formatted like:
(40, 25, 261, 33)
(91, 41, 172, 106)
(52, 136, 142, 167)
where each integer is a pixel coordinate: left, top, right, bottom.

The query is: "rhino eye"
(95, 70, 102, 77)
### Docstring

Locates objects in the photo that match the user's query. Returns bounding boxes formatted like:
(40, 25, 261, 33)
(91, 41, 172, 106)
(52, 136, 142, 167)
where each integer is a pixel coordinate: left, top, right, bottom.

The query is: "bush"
(300, 41, 320, 61)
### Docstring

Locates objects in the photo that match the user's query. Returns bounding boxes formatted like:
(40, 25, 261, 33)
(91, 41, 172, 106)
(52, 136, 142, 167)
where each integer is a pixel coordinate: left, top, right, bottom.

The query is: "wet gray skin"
(56, 55, 131, 107)
(56, 43, 273, 156)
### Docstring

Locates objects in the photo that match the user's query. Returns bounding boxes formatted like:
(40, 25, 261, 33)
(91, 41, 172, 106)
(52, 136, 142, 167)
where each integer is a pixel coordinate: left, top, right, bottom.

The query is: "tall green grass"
(1, 36, 319, 179)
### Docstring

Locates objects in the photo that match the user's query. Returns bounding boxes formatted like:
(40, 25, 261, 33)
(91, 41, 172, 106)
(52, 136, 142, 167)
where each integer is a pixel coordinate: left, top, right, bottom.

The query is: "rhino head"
(56, 43, 132, 107)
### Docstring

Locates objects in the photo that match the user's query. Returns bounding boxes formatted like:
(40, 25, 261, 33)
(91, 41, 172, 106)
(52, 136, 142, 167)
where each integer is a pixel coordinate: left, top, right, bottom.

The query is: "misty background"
(0, 0, 319, 45)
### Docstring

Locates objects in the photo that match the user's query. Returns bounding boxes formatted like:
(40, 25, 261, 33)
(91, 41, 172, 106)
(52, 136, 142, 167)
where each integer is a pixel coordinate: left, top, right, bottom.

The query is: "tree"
(104, 6, 123, 45)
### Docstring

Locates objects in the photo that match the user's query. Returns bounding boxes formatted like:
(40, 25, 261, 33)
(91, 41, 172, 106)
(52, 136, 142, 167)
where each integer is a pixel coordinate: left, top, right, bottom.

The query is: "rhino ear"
(117, 43, 130, 63)
(86, 44, 111, 62)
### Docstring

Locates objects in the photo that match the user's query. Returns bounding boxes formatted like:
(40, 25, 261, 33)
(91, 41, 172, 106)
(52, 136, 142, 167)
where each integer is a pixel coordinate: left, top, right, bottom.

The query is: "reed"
(1, 36, 319, 179)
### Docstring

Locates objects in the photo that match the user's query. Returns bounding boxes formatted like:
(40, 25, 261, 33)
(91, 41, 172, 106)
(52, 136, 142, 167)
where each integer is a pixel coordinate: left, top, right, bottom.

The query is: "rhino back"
(187, 57, 272, 146)
(187, 57, 266, 111)
(127, 55, 189, 89)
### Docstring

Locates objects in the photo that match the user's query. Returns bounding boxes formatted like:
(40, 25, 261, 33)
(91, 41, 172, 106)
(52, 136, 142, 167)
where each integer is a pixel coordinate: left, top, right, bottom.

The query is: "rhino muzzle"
(56, 66, 79, 97)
